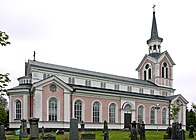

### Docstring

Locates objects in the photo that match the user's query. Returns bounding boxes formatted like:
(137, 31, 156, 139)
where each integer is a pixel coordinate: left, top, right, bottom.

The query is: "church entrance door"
(124, 113, 132, 129)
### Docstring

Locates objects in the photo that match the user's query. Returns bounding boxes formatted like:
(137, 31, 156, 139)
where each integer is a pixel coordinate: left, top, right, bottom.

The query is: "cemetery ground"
(5, 130, 196, 140)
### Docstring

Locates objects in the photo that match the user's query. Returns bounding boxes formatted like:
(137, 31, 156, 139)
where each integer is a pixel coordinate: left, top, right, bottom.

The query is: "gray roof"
(28, 60, 157, 87)
(148, 52, 163, 60)
(69, 84, 169, 101)
(8, 84, 32, 91)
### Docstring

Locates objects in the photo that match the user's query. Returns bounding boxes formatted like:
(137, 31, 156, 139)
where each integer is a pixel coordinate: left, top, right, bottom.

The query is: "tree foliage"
(0, 31, 10, 126)
(0, 73, 11, 95)
(186, 103, 196, 130)
(0, 31, 10, 46)
(170, 103, 182, 122)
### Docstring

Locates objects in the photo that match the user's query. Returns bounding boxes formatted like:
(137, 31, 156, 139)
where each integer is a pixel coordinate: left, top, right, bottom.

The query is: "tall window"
(93, 101, 100, 122)
(144, 64, 152, 80)
(109, 103, 116, 123)
(74, 100, 82, 122)
(162, 108, 167, 124)
(49, 97, 57, 121)
(15, 100, 21, 119)
(162, 62, 168, 78)
(138, 106, 144, 123)
(150, 107, 155, 124)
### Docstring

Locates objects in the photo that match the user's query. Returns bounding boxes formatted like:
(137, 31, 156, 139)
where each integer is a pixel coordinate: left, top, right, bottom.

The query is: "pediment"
(32, 75, 73, 92)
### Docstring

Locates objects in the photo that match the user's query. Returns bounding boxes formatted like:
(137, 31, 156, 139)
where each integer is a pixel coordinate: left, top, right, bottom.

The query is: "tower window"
(162, 62, 168, 78)
(153, 45, 156, 50)
(144, 64, 152, 80)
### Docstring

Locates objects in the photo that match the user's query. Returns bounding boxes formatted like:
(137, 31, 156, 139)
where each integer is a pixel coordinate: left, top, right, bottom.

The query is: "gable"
(32, 75, 73, 92)
(158, 51, 175, 66)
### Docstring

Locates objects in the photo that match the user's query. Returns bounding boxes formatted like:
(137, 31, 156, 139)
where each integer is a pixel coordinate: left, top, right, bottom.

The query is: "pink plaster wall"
(42, 83, 64, 121)
(138, 59, 155, 83)
(11, 95, 23, 121)
(135, 101, 169, 124)
(72, 95, 121, 123)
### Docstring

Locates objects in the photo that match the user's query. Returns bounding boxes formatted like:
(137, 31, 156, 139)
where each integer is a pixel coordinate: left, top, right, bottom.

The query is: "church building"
(8, 9, 188, 130)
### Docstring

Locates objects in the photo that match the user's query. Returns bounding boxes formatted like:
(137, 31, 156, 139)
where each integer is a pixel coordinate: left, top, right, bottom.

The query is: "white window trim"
(73, 98, 85, 122)
(91, 100, 102, 123)
(47, 96, 60, 121)
(108, 102, 118, 123)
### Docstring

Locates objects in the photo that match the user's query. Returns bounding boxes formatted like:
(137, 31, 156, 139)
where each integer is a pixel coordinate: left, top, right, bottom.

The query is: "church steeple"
(147, 5, 163, 54)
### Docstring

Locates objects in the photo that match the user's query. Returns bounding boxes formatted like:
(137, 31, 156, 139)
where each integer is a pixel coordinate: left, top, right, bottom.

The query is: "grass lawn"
(6, 130, 195, 140)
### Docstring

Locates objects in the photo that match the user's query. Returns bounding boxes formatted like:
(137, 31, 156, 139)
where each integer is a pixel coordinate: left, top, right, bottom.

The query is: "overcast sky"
(1, 0, 196, 108)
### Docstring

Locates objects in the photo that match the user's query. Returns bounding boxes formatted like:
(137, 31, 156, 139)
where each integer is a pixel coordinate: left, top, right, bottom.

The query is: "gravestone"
(189, 125, 194, 138)
(41, 126, 45, 139)
(171, 122, 186, 140)
(80, 121, 85, 133)
(102, 120, 109, 140)
(0, 125, 6, 140)
(21, 119, 28, 138)
(19, 125, 22, 140)
(164, 126, 172, 139)
(69, 118, 79, 140)
(130, 121, 137, 140)
(178, 129, 185, 140)
(140, 121, 146, 140)
(29, 118, 39, 140)
(44, 134, 56, 140)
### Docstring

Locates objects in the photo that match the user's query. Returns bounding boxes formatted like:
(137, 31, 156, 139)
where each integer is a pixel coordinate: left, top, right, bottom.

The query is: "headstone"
(0, 125, 6, 140)
(178, 129, 185, 140)
(102, 120, 109, 140)
(140, 121, 146, 140)
(41, 126, 45, 139)
(21, 119, 28, 138)
(69, 118, 79, 140)
(189, 125, 194, 138)
(29, 118, 39, 140)
(171, 122, 177, 140)
(45, 134, 56, 140)
(80, 121, 85, 133)
(130, 121, 137, 140)
(166, 126, 172, 139)
(19, 125, 22, 140)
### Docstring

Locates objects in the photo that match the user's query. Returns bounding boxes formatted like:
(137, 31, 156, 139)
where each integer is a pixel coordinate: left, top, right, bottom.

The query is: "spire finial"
(33, 51, 36, 61)
(152, 4, 156, 12)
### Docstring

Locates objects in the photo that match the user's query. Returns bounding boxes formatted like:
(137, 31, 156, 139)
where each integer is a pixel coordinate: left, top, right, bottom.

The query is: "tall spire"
(147, 5, 163, 54)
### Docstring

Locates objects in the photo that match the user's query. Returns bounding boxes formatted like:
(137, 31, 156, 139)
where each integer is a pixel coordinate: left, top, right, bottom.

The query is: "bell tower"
(136, 6, 175, 89)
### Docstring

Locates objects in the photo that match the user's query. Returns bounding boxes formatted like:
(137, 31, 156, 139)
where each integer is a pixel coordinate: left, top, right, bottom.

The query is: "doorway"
(124, 113, 132, 129)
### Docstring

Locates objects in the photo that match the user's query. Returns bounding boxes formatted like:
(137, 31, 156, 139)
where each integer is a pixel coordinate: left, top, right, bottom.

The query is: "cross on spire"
(152, 4, 156, 12)
(33, 51, 36, 61)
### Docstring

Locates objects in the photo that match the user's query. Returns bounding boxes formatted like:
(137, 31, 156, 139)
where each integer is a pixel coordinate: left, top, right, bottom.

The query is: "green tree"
(0, 73, 11, 94)
(0, 31, 10, 126)
(0, 31, 10, 46)
(170, 103, 182, 122)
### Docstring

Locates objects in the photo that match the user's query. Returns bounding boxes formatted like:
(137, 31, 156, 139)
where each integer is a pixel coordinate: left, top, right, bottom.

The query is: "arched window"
(124, 104, 132, 112)
(162, 62, 168, 78)
(74, 100, 82, 122)
(162, 108, 167, 124)
(15, 100, 21, 119)
(49, 97, 57, 121)
(109, 103, 116, 123)
(150, 107, 155, 124)
(138, 106, 144, 123)
(93, 101, 100, 122)
(144, 64, 152, 80)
